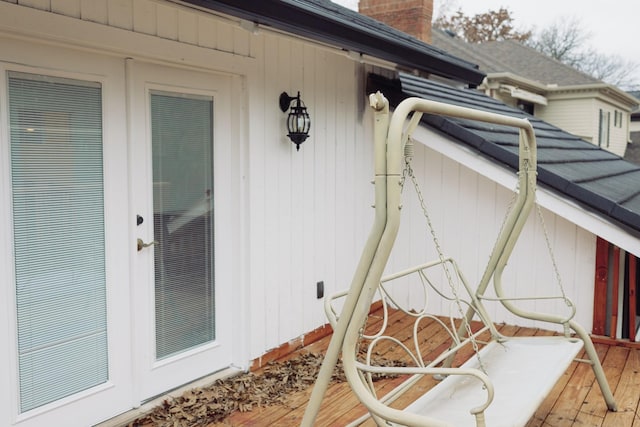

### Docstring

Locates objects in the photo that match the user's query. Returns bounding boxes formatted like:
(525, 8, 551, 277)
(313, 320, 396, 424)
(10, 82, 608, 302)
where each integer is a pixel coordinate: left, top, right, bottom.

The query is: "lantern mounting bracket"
(279, 92, 296, 112)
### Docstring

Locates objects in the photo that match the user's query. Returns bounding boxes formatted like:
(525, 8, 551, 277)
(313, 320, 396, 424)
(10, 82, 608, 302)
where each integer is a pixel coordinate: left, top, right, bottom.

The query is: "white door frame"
(127, 59, 241, 402)
(0, 38, 133, 427)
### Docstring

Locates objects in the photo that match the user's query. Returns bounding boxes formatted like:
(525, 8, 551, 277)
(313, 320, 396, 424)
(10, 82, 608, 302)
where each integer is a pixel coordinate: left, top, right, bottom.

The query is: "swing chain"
(491, 173, 520, 261)
(402, 146, 487, 374)
(535, 201, 571, 308)
(490, 161, 572, 309)
(520, 161, 572, 313)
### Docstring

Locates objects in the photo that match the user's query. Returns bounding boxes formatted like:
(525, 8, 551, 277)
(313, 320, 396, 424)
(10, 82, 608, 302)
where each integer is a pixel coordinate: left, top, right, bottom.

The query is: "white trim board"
(0, 1, 255, 75)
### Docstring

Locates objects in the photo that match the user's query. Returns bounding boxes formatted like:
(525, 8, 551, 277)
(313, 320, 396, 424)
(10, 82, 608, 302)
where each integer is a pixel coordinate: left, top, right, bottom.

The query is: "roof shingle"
(431, 29, 601, 86)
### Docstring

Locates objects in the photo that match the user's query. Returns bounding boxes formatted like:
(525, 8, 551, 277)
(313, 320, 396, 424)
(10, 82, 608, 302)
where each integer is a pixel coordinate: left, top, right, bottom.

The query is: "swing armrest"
(325, 288, 391, 340)
(355, 362, 495, 417)
(324, 289, 349, 330)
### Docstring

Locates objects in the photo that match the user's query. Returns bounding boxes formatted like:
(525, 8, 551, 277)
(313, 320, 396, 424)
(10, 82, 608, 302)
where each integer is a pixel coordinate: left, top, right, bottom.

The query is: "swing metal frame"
(301, 93, 617, 427)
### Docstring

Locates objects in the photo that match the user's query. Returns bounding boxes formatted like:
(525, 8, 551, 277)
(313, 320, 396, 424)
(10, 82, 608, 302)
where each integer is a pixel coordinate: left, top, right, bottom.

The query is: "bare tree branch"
(529, 17, 639, 89)
(528, 17, 590, 67)
(435, 8, 639, 89)
(434, 7, 531, 43)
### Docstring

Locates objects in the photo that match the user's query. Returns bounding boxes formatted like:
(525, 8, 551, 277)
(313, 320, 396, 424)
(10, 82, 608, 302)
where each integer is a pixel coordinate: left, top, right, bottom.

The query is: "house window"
(592, 237, 640, 341)
(614, 110, 624, 128)
(8, 71, 107, 412)
(598, 109, 611, 147)
(516, 100, 534, 115)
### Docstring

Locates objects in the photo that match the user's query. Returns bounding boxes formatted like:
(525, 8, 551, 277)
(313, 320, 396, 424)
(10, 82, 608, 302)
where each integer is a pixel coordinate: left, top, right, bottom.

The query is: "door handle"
(137, 238, 159, 252)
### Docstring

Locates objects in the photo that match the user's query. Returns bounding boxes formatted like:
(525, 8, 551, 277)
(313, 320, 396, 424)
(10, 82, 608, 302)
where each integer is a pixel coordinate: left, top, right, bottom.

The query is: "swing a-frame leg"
(301, 93, 617, 427)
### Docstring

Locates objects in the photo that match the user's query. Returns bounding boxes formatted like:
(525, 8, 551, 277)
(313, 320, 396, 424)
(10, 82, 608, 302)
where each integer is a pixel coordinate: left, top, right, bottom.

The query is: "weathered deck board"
(187, 306, 640, 426)
(602, 347, 640, 426)
(571, 344, 625, 426)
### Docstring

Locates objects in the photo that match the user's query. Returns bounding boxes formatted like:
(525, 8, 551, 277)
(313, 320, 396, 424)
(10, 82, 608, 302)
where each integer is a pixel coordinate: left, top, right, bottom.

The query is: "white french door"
(128, 60, 234, 401)
(0, 40, 133, 427)
(0, 42, 239, 426)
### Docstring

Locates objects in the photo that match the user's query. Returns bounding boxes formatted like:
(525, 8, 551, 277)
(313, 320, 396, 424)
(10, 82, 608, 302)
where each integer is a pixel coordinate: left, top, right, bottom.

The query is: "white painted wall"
(384, 133, 596, 332)
(0, 0, 377, 363)
(537, 97, 596, 143)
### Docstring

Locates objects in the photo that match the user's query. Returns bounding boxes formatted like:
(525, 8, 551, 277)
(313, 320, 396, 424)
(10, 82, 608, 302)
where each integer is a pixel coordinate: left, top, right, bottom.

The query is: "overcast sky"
(332, 0, 640, 89)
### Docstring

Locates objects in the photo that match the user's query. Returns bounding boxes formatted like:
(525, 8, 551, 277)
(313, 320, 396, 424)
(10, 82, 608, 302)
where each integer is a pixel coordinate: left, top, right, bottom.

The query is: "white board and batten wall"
(0, 0, 621, 425)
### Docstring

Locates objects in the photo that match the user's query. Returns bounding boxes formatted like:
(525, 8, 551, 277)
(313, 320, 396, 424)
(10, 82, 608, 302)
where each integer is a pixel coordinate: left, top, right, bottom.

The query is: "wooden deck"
(212, 305, 640, 426)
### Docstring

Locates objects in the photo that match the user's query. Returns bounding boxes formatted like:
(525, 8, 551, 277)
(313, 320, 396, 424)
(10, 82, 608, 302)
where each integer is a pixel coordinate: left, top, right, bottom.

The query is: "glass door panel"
(8, 72, 108, 413)
(150, 92, 215, 359)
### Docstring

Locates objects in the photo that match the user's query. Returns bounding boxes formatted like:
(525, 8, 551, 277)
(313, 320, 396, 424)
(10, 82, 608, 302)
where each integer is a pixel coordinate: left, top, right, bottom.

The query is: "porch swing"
(300, 93, 618, 427)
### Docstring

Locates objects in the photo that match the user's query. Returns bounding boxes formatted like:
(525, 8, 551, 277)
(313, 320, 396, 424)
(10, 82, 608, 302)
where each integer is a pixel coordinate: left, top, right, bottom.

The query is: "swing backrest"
(325, 256, 495, 375)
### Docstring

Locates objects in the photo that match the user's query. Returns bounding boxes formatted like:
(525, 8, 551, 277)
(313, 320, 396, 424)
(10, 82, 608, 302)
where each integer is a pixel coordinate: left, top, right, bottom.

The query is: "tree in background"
(433, 7, 531, 43)
(434, 7, 638, 89)
(531, 17, 638, 88)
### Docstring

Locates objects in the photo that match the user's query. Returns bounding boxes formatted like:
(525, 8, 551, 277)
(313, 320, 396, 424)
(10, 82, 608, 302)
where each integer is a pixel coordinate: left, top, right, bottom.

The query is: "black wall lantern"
(279, 91, 311, 151)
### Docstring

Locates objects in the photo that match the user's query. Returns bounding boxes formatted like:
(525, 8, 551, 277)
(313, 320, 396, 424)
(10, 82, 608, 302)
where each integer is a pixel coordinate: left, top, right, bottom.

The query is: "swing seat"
(403, 337, 583, 427)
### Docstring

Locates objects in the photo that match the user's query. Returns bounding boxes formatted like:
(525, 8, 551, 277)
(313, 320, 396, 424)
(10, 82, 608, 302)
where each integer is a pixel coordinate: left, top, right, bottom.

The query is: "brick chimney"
(359, 0, 433, 44)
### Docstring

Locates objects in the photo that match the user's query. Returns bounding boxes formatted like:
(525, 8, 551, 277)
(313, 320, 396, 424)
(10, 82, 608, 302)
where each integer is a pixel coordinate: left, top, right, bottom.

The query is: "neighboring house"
(627, 91, 640, 164)
(0, 1, 638, 427)
(429, 30, 638, 157)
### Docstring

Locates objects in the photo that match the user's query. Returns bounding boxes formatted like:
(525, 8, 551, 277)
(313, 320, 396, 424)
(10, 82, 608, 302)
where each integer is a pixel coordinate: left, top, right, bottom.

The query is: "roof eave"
(483, 72, 549, 93)
(547, 83, 640, 108)
(178, 0, 486, 85)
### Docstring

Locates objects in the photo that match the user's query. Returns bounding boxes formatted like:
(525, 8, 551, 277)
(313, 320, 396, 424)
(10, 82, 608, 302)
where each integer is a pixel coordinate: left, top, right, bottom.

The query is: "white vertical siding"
(80, 0, 107, 23)
(2, 0, 258, 57)
(392, 140, 598, 330)
(132, 0, 156, 35)
(51, 0, 80, 17)
(177, 9, 197, 45)
(107, 0, 133, 30)
(18, 0, 48, 9)
(240, 28, 373, 356)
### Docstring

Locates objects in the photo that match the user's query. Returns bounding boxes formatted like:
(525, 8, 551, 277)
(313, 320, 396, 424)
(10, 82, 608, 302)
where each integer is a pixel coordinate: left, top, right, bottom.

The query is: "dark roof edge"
(180, 0, 485, 85)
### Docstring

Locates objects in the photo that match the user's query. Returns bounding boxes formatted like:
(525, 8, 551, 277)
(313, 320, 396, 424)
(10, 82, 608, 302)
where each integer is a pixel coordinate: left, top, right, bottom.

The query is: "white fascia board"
(508, 86, 548, 106)
(412, 125, 640, 257)
(497, 83, 548, 105)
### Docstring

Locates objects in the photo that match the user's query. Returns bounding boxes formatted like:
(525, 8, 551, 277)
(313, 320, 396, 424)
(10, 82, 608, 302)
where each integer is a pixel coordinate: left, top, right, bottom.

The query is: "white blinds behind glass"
(150, 92, 215, 359)
(8, 72, 108, 412)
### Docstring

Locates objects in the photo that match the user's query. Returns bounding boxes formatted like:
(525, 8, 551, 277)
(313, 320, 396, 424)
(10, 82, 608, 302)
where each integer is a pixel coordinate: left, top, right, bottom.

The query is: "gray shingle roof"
(181, 0, 485, 85)
(367, 73, 640, 234)
(431, 29, 600, 86)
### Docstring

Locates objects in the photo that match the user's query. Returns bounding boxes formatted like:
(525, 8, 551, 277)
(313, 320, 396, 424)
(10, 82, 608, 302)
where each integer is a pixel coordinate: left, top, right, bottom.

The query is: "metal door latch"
(137, 238, 158, 251)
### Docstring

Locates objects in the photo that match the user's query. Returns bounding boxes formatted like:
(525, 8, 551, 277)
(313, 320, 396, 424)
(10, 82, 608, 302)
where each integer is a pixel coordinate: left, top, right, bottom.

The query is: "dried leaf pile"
(127, 352, 405, 427)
